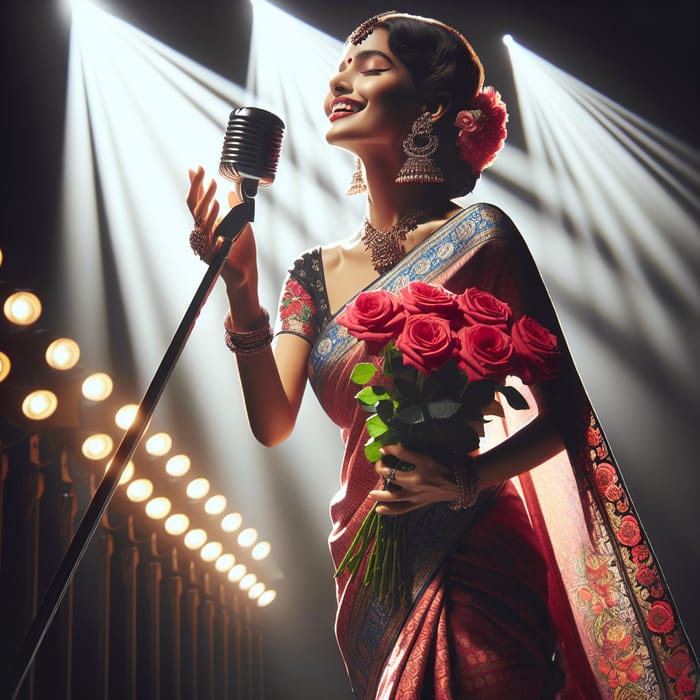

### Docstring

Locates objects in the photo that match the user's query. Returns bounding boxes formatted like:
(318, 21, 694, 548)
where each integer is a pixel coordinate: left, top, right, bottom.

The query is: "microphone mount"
(6, 108, 283, 699)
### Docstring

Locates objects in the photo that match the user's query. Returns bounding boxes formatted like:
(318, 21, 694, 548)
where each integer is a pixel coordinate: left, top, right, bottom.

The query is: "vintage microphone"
(5, 107, 285, 699)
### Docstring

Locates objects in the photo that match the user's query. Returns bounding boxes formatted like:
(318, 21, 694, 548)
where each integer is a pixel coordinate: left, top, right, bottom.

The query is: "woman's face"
(324, 28, 423, 156)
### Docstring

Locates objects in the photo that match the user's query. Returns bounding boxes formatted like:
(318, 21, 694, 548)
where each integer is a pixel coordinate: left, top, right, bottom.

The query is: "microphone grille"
(219, 107, 285, 186)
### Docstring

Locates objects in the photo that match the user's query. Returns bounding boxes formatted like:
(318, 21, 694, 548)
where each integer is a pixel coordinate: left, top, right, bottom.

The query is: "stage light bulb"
(204, 494, 227, 515)
(239, 573, 257, 592)
(221, 512, 242, 533)
(257, 590, 277, 607)
(126, 478, 153, 502)
(215, 553, 236, 572)
(251, 541, 271, 561)
(200, 541, 223, 562)
(0, 352, 10, 383)
(503, 33, 514, 46)
(82, 433, 114, 460)
(45, 338, 80, 370)
(186, 477, 210, 500)
(227, 564, 247, 583)
(145, 432, 172, 456)
(115, 404, 138, 430)
(237, 527, 257, 548)
(145, 496, 171, 519)
(165, 454, 190, 477)
(164, 513, 189, 536)
(22, 390, 58, 420)
(82, 372, 113, 401)
(112, 460, 135, 485)
(184, 528, 207, 550)
(3, 291, 42, 326)
(248, 582, 266, 600)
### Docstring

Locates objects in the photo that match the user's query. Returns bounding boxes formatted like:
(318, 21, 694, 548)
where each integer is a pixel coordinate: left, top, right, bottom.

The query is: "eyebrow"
(338, 49, 396, 72)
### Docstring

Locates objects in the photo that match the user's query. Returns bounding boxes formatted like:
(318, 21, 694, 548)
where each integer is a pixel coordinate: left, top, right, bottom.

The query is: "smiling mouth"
(330, 101, 363, 121)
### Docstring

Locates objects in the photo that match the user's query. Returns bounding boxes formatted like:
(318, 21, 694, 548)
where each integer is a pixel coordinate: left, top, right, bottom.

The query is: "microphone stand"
(4, 177, 260, 700)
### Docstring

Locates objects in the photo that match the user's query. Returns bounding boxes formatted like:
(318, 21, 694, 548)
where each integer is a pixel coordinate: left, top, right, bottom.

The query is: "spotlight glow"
(204, 494, 227, 515)
(45, 338, 80, 370)
(81, 372, 113, 401)
(81, 433, 114, 460)
(165, 454, 191, 477)
(186, 477, 210, 500)
(239, 573, 257, 592)
(115, 404, 138, 430)
(215, 553, 236, 572)
(126, 478, 153, 502)
(200, 541, 223, 562)
(251, 541, 271, 561)
(145, 496, 172, 519)
(164, 513, 190, 536)
(145, 432, 172, 456)
(237, 527, 257, 548)
(227, 564, 247, 583)
(22, 390, 58, 420)
(248, 582, 266, 600)
(3, 292, 42, 326)
(0, 352, 11, 383)
(257, 589, 277, 607)
(220, 512, 243, 533)
(184, 528, 207, 550)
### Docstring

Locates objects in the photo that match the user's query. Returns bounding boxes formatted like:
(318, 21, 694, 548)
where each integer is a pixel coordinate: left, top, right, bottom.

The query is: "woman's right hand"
(186, 165, 257, 289)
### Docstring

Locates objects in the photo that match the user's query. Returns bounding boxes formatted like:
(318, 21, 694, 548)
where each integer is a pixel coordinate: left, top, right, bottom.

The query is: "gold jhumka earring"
(395, 114, 445, 184)
(347, 158, 367, 195)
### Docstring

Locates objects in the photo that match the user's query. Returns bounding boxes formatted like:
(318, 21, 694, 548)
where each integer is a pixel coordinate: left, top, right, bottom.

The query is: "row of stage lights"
(0, 252, 276, 607)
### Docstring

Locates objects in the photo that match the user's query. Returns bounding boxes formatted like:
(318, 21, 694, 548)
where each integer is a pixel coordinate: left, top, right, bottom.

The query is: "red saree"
(276, 204, 699, 699)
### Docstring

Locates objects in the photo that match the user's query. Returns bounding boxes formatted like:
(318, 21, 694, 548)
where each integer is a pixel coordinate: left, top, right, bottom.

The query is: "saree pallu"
(279, 204, 698, 699)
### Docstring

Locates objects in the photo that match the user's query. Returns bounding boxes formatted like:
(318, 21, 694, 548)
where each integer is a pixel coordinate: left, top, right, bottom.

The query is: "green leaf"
(364, 437, 384, 463)
(366, 414, 390, 438)
(351, 362, 378, 385)
(394, 403, 425, 424)
(497, 384, 529, 410)
(426, 398, 462, 419)
(355, 385, 390, 406)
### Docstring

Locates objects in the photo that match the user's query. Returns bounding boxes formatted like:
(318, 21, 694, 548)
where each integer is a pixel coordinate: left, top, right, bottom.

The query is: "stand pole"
(4, 178, 259, 700)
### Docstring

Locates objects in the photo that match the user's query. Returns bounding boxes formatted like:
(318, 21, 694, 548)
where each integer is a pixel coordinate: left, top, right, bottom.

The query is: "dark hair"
(376, 15, 485, 198)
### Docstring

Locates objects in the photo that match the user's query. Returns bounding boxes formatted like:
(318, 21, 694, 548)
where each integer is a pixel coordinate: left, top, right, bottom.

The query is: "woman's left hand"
(370, 444, 460, 516)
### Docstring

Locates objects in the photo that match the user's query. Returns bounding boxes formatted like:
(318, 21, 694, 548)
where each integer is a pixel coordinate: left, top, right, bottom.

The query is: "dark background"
(3, 1, 698, 697)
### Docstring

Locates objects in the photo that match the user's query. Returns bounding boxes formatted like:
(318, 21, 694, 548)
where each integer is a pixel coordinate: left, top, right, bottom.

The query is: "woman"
(186, 12, 698, 699)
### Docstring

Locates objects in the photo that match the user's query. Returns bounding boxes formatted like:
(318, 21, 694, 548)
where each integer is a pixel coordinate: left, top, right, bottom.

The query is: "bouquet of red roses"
(334, 281, 560, 605)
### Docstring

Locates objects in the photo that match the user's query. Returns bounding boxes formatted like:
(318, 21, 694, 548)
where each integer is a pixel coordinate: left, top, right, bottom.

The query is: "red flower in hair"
(455, 86, 508, 174)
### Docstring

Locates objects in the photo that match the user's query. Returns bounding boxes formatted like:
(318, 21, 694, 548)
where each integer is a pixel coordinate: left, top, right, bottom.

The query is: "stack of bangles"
(223, 309, 274, 356)
(448, 456, 481, 510)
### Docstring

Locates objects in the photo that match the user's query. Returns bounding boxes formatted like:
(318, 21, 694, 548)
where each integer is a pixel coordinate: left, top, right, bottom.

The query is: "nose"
(328, 69, 351, 96)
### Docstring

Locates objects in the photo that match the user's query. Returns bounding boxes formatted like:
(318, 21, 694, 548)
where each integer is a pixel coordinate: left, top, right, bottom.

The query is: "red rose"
(455, 109, 480, 134)
(675, 676, 696, 697)
(511, 315, 560, 384)
(338, 290, 406, 354)
(586, 426, 602, 446)
(604, 484, 623, 502)
(455, 324, 516, 382)
(636, 566, 657, 588)
(617, 515, 642, 547)
(456, 287, 512, 331)
(650, 583, 665, 599)
(395, 314, 456, 375)
(631, 545, 650, 564)
(647, 600, 675, 634)
(666, 650, 691, 678)
(595, 463, 617, 491)
(398, 282, 461, 320)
